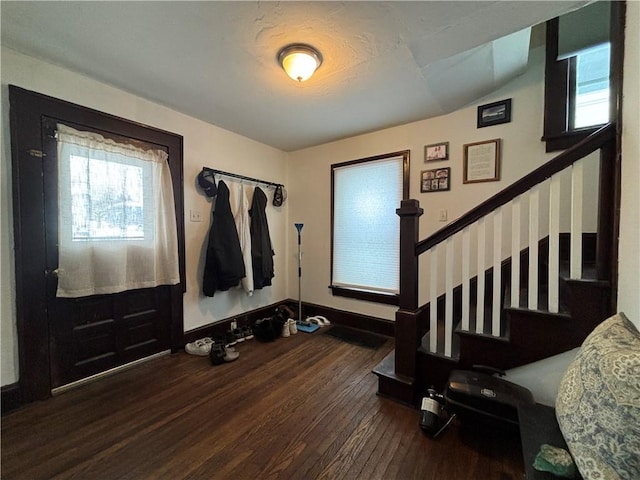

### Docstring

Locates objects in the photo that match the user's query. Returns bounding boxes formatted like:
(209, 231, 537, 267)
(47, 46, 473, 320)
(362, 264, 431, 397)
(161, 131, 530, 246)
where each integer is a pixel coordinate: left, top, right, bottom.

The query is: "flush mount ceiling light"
(278, 44, 323, 82)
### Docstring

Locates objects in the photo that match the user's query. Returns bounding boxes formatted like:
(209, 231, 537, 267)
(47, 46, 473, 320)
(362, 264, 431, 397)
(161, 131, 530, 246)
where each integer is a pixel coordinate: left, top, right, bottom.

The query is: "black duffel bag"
(253, 312, 286, 342)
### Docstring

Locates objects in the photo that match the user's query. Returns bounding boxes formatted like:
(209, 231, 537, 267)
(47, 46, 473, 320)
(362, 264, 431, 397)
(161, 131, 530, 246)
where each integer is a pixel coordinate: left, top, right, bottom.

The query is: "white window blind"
(56, 124, 180, 297)
(574, 43, 611, 129)
(332, 156, 403, 294)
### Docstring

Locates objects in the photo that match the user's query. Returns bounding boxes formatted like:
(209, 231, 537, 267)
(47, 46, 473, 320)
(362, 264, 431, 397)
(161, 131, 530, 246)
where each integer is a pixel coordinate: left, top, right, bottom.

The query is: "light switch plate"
(190, 210, 202, 222)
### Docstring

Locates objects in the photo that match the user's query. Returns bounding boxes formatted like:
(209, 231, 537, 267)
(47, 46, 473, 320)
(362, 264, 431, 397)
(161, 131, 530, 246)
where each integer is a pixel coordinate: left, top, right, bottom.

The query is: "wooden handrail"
(416, 123, 615, 255)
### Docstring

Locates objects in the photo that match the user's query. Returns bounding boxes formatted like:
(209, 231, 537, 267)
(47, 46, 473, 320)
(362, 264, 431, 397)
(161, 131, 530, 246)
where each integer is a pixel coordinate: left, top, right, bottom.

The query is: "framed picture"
(477, 98, 511, 128)
(421, 167, 451, 192)
(463, 139, 501, 184)
(424, 142, 449, 162)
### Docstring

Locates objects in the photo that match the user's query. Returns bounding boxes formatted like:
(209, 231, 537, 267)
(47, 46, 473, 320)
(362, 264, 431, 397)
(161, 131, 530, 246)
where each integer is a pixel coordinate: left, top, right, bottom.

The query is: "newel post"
(596, 137, 619, 318)
(596, 139, 615, 282)
(395, 199, 423, 379)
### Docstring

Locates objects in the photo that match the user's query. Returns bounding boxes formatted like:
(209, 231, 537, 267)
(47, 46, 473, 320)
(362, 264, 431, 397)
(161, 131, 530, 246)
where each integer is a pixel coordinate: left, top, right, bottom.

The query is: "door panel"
(10, 86, 184, 403)
(41, 117, 172, 390)
(48, 288, 171, 388)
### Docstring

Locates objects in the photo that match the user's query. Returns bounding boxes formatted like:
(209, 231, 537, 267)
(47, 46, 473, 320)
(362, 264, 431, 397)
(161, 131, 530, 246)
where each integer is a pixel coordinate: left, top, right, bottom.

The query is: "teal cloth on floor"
(296, 323, 320, 333)
(533, 444, 576, 479)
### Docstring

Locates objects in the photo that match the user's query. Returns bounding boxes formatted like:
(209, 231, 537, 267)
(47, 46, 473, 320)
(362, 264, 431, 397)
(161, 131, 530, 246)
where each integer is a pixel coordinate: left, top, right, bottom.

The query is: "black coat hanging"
(249, 187, 274, 289)
(203, 180, 245, 296)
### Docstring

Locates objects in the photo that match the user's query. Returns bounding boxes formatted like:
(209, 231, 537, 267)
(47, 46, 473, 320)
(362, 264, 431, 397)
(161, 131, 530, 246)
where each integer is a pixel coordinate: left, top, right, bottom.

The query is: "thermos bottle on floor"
(420, 388, 444, 434)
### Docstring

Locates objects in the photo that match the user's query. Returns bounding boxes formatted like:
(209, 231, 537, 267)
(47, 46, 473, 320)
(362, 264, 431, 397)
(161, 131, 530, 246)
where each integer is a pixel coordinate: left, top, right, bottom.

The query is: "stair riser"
(415, 353, 459, 394)
(563, 279, 611, 340)
(507, 310, 579, 364)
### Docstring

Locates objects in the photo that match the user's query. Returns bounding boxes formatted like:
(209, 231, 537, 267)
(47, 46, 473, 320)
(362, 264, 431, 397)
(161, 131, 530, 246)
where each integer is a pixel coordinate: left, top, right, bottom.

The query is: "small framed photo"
(421, 167, 451, 192)
(477, 99, 511, 128)
(424, 142, 449, 162)
(463, 138, 501, 184)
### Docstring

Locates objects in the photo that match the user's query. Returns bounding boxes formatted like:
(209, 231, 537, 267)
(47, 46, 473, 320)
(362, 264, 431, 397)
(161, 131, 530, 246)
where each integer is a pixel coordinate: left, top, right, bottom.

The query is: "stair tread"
(505, 305, 572, 318)
(559, 261, 598, 281)
(504, 281, 571, 314)
(372, 350, 414, 384)
(418, 327, 461, 360)
(454, 326, 510, 341)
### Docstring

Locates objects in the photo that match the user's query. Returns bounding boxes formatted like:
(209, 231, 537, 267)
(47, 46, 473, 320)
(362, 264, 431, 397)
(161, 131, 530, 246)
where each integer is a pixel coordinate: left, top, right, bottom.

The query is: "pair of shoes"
(211, 336, 237, 352)
(231, 326, 254, 343)
(186, 337, 215, 356)
(225, 331, 238, 347)
(276, 304, 295, 319)
(282, 318, 298, 337)
(243, 325, 254, 340)
(233, 328, 245, 343)
(210, 343, 240, 365)
(308, 316, 331, 327)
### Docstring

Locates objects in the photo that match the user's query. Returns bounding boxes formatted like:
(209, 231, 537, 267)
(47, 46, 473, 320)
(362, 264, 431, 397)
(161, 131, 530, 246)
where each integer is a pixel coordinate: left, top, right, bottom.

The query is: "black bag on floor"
(444, 366, 534, 425)
(253, 313, 286, 342)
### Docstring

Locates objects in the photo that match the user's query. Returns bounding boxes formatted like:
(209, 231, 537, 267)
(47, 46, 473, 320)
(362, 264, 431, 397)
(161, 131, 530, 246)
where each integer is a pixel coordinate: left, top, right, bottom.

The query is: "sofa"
(519, 312, 640, 479)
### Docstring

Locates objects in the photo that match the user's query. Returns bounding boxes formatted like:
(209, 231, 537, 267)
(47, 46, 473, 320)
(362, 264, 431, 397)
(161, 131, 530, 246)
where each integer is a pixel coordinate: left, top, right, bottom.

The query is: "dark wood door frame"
(9, 86, 185, 404)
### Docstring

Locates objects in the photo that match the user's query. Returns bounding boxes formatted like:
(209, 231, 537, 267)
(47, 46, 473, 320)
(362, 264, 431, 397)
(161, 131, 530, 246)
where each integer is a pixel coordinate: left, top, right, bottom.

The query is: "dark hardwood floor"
(2, 328, 524, 479)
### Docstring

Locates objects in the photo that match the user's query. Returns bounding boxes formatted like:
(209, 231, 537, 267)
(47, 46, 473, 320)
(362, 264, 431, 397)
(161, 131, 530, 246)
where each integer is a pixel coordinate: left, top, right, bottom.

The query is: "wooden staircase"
(374, 124, 618, 406)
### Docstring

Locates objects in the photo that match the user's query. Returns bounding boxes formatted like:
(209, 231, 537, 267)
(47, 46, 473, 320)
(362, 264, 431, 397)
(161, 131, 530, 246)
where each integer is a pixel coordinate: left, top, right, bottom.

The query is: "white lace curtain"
(56, 124, 179, 297)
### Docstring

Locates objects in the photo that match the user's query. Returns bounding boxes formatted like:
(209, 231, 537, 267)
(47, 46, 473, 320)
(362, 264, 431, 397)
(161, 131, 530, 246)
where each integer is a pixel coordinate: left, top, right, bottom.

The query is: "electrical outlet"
(190, 210, 202, 222)
(439, 209, 448, 222)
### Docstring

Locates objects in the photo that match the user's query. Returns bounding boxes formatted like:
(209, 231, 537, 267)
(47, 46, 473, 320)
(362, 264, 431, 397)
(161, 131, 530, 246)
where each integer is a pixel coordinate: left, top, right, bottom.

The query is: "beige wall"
(0, 47, 289, 386)
(286, 44, 562, 318)
(618, 0, 640, 327)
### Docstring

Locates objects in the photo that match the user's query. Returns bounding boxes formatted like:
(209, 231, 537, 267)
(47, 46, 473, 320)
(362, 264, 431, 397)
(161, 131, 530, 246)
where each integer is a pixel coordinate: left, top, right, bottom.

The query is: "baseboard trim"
(183, 301, 285, 344)
(184, 300, 395, 344)
(283, 299, 395, 337)
(2, 383, 22, 415)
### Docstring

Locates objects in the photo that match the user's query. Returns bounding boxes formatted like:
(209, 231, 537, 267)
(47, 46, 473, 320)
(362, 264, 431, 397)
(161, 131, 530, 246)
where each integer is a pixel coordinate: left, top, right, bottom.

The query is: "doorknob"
(45, 268, 60, 278)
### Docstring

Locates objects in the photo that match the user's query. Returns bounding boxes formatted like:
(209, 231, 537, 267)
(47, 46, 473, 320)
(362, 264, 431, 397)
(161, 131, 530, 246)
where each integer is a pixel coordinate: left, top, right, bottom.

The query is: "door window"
(56, 124, 180, 298)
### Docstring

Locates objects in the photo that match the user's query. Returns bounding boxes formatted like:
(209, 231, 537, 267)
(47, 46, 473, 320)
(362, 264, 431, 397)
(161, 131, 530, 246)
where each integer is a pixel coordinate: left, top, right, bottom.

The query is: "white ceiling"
(1, 1, 588, 151)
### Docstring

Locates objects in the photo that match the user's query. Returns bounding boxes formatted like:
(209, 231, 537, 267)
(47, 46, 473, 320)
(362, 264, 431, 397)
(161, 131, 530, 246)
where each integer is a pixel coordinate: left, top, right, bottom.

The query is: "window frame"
(542, 16, 612, 152)
(543, 18, 595, 151)
(329, 150, 410, 306)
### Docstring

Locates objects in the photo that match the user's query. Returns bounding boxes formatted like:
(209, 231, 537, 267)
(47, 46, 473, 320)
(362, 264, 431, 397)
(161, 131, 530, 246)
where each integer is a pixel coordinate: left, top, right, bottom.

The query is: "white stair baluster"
(571, 162, 584, 279)
(476, 217, 486, 334)
(511, 197, 521, 308)
(429, 246, 438, 353)
(462, 226, 471, 331)
(528, 187, 540, 309)
(492, 207, 502, 336)
(445, 237, 454, 356)
(549, 174, 561, 313)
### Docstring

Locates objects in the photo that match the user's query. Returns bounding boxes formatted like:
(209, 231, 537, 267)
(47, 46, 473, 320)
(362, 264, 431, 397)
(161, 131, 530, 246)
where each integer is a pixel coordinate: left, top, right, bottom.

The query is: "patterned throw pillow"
(556, 313, 640, 480)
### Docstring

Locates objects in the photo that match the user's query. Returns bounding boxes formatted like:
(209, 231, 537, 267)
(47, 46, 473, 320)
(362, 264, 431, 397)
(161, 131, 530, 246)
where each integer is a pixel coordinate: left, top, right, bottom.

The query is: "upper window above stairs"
(542, 1, 614, 152)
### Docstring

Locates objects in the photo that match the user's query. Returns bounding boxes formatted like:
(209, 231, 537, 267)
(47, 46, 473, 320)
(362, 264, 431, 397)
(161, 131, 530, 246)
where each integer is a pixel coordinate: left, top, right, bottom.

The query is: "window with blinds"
(331, 151, 409, 304)
(543, 1, 614, 151)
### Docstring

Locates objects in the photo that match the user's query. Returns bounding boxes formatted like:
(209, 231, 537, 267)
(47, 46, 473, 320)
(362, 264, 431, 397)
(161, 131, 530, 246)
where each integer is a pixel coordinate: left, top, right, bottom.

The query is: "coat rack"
(202, 167, 283, 189)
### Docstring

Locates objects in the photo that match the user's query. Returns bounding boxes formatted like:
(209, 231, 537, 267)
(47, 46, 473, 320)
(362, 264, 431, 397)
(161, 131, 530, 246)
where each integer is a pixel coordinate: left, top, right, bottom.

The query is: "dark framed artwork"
(477, 98, 512, 128)
(463, 138, 501, 184)
(421, 167, 450, 192)
(424, 142, 449, 162)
